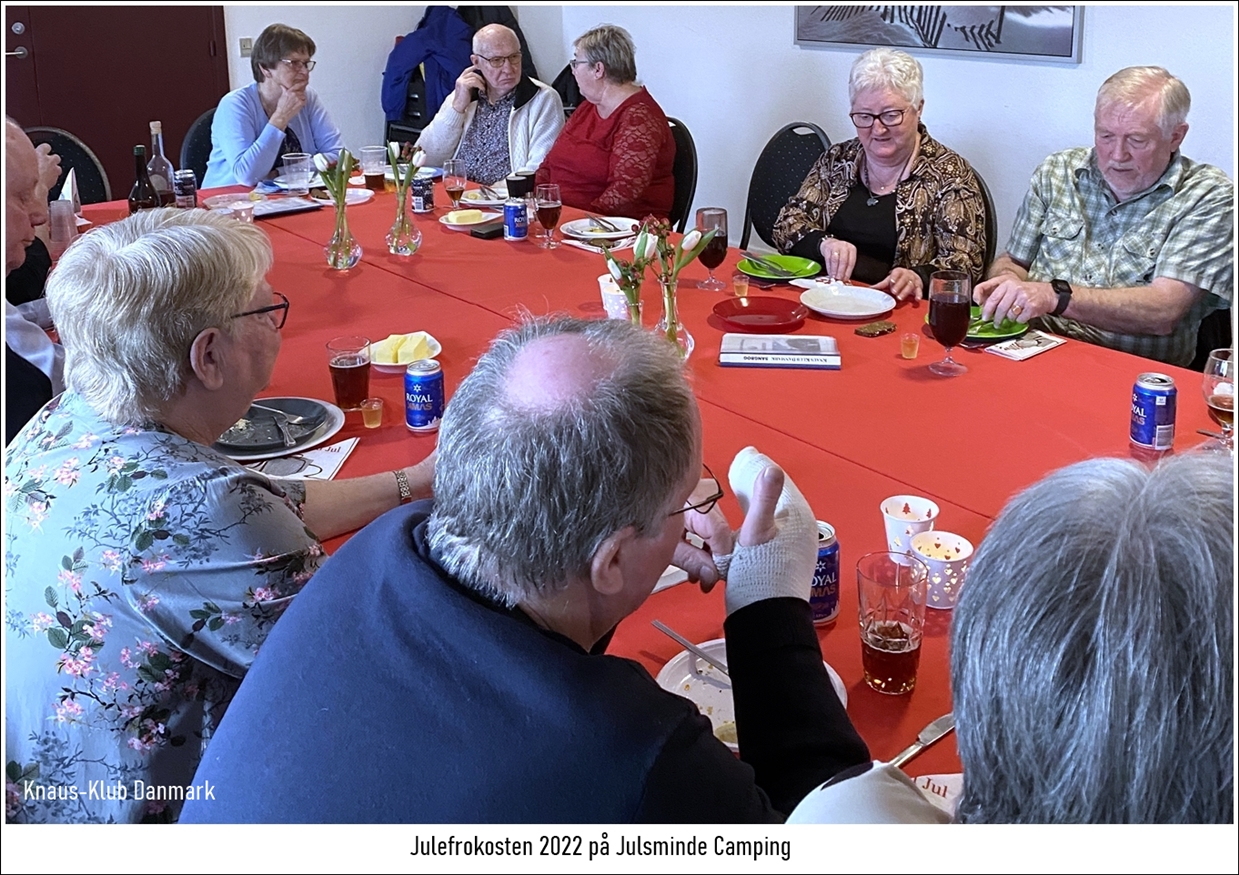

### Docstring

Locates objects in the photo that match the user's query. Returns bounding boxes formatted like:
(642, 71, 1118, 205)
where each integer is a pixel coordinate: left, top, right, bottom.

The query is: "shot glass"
(282, 152, 312, 196)
(911, 531, 973, 610)
(880, 495, 939, 556)
(326, 336, 371, 411)
(900, 332, 920, 360)
(732, 272, 750, 299)
(360, 397, 384, 428)
(856, 551, 928, 695)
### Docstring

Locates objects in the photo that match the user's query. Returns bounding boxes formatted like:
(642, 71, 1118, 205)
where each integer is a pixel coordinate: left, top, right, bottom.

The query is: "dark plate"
(713, 297, 809, 333)
(215, 398, 329, 451)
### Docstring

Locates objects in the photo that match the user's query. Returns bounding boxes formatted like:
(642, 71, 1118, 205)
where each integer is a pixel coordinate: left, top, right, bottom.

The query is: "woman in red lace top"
(537, 25, 675, 219)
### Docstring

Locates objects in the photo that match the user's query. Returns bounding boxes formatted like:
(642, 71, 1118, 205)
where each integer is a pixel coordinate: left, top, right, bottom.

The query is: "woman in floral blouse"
(773, 48, 987, 301)
(3, 209, 433, 823)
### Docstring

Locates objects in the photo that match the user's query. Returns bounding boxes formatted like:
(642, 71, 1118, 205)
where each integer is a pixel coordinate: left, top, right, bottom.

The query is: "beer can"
(1130, 373, 1176, 451)
(172, 169, 198, 209)
(411, 175, 435, 213)
(811, 521, 840, 626)
(503, 198, 528, 240)
(404, 359, 444, 432)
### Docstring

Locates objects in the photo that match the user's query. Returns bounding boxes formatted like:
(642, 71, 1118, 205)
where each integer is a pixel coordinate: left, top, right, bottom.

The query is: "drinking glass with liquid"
(360, 146, 388, 192)
(927, 269, 971, 377)
(856, 551, 928, 695)
(443, 159, 467, 209)
(535, 184, 562, 250)
(695, 208, 728, 291)
(326, 336, 371, 411)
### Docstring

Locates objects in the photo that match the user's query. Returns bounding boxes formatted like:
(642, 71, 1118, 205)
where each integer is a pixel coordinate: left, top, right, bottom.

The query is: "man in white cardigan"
(415, 24, 563, 184)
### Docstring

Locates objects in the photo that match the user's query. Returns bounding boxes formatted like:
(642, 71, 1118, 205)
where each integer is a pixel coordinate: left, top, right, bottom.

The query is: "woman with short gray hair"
(4, 208, 432, 824)
(537, 24, 676, 218)
(773, 46, 987, 300)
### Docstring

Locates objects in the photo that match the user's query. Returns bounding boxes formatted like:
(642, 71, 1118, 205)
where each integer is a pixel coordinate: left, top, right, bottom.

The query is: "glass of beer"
(927, 269, 971, 377)
(856, 551, 928, 695)
(695, 208, 728, 291)
(1201, 348, 1234, 452)
(443, 159, 467, 209)
(360, 146, 387, 192)
(535, 184, 562, 250)
(326, 336, 371, 411)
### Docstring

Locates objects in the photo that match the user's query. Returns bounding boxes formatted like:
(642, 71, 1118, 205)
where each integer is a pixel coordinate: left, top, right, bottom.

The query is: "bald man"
(5, 119, 62, 444)
(185, 317, 869, 824)
(415, 23, 564, 184)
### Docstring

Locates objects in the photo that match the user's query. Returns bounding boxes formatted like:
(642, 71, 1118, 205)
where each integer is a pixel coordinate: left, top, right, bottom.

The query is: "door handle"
(6, 46, 29, 59)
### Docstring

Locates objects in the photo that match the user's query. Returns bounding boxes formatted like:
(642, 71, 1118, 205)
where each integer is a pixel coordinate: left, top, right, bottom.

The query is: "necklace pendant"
(866, 195, 879, 207)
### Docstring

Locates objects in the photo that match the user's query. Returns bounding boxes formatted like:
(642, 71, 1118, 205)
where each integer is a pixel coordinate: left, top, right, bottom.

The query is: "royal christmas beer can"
(811, 521, 840, 626)
(404, 360, 444, 432)
(1130, 372, 1176, 452)
(503, 198, 528, 240)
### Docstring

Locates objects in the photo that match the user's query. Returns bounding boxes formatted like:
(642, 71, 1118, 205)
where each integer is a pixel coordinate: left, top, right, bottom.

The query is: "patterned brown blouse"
(772, 126, 987, 284)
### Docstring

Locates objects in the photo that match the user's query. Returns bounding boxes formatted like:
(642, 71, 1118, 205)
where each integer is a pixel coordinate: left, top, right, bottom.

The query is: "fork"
(587, 214, 620, 232)
(740, 250, 796, 277)
(252, 402, 309, 426)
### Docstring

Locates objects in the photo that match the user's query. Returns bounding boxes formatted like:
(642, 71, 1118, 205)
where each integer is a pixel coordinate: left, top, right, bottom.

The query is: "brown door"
(5, 5, 230, 198)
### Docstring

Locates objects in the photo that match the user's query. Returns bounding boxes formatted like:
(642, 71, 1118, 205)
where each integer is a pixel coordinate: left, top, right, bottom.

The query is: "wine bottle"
(146, 121, 175, 206)
(128, 146, 160, 214)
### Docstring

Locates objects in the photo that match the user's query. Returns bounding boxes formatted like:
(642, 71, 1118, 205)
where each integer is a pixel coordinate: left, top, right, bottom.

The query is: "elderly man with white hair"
(414, 23, 563, 183)
(975, 66, 1234, 367)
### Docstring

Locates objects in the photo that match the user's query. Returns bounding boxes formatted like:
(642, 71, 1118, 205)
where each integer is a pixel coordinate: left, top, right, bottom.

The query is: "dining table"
(83, 182, 1217, 783)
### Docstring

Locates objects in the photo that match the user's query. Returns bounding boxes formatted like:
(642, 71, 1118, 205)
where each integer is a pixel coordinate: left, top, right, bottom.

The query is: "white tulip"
(680, 229, 702, 251)
(312, 153, 331, 173)
(388, 141, 400, 156)
(639, 234, 658, 261)
(411, 150, 427, 168)
(607, 260, 623, 281)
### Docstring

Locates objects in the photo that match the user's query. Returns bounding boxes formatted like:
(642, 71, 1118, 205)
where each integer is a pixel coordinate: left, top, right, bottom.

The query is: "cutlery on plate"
(888, 712, 955, 769)
(1197, 428, 1225, 439)
(652, 620, 730, 678)
(477, 184, 500, 200)
(587, 214, 620, 232)
(740, 250, 796, 277)
(252, 402, 309, 426)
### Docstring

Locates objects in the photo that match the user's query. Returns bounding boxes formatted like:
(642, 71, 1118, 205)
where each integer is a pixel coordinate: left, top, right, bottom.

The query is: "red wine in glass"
(928, 270, 971, 376)
(536, 204, 561, 230)
(698, 236, 727, 270)
(695, 207, 728, 291)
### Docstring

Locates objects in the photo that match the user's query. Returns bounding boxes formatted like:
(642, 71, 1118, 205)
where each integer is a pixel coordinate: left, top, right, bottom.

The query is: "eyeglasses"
(670, 464, 724, 517)
(476, 52, 521, 70)
(231, 292, 289, 330)
(849, 109, 908, 128)
(280, 58, 316, 72)
(568, 58, 596, 70)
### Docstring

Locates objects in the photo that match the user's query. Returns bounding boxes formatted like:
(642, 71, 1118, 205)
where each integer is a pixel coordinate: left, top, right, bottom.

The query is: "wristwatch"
(1050, 279, 1073, 317)
(394, 469, 414, 504)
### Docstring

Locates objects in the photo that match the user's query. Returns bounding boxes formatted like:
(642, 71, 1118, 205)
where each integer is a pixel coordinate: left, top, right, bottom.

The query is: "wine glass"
(443, 159, 466, 210)
(535, 184, 562, 250)
(695, 208, 728, 291)
(1201, 348, 1234, 452)
(927, 270, 971, 377)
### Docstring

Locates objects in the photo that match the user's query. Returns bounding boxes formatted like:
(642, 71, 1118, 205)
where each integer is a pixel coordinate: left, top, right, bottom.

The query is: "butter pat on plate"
(371, 332, 442, 372)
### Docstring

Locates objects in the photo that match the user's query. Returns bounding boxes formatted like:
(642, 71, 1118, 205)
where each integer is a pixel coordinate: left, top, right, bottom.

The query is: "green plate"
(737, 254, 821, 280)
(925, 305, 1029, 341)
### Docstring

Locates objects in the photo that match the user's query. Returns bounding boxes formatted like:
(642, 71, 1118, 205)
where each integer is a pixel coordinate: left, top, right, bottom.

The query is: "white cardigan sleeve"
(414, 93, 471, 167)
(511, 81, 565, 174)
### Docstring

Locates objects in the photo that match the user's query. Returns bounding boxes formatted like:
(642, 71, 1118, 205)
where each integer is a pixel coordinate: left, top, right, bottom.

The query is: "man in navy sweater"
(183, 317, 868, 823)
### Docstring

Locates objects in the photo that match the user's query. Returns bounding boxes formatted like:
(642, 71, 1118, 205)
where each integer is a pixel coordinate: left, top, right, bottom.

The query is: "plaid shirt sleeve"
(1153, 168, 1234, 305)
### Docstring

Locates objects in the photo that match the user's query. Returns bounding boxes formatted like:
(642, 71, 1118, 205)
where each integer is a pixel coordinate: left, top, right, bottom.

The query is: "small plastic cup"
(901, 332, 920, 360)
(732, 273, 750, 299)
(361, 397, 384, 429)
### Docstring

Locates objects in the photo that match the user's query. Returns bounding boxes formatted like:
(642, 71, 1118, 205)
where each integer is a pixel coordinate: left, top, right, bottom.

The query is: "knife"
(888, 712, 955, 769)
(740, 250, 797, 277)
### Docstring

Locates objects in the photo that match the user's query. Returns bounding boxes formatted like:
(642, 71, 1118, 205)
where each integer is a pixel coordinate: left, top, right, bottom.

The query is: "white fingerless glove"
(719, 446, 819, 616)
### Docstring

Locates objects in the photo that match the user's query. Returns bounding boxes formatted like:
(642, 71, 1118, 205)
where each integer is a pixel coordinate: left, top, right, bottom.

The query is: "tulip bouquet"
(387, 142, 426, 256)
(642, 216, 717, 359)
(601, 226, 659, 325)
(315, 150, 362, 269)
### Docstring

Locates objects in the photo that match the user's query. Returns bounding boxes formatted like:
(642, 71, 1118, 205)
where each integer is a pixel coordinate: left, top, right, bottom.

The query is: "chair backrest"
(667, 117, 698, 233)
(180, 108, 215, 187)
(551, 63, 582, 117)
(23, 126, 112, 205)
(739, 122, 831, 250)
(973, 164, 998, 274)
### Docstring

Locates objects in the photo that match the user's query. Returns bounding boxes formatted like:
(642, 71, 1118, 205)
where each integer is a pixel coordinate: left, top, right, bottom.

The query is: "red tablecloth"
(84, 189, 1215, 777)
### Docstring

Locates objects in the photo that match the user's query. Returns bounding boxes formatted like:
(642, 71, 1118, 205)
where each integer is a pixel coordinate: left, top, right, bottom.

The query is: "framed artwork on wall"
(795, 6, 1084, 63)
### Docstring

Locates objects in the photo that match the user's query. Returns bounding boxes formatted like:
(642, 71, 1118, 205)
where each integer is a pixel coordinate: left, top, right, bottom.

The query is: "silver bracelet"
(394, 469, 413, 504)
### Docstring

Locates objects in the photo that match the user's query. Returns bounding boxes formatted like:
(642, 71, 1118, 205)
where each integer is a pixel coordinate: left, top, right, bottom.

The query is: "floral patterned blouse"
(772, 126, 987, 285)
(4, 392, 324, 823)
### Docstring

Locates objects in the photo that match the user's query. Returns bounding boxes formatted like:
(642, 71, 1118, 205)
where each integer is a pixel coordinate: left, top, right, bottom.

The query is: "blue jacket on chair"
(382, 6, 474, 122)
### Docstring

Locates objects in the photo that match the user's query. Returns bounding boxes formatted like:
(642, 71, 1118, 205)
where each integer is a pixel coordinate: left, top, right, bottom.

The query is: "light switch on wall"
(240, 37, 252, 57)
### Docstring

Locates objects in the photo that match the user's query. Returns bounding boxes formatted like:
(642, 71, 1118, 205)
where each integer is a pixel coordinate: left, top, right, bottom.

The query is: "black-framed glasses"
(476, 52, 521, 69)
(280, 58, 316, 72)
(568, 58, 596, 70)
(231, 292, 289, 330)
(670, 464, 724, 516)
(849, 109, 907, 128)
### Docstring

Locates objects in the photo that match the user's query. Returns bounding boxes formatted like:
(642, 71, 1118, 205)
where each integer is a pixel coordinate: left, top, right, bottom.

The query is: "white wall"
(543, 4, 1235, 249)
(222, 6, 426, 150)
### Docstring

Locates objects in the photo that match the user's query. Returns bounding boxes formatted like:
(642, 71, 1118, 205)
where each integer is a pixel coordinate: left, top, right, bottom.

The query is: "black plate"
(215, 398, 328, 452)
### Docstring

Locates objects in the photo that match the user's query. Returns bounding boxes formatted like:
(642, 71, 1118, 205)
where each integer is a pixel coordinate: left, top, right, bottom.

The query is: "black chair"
(551, 63, 582, 118)
(1190, 308, 1233, 372)
(179, 108, 215, 186)
(973, 165, 998, 274)
(23, 126, 111, 204)
(667, 117, 697, 234)
(739, 122, 831, 251)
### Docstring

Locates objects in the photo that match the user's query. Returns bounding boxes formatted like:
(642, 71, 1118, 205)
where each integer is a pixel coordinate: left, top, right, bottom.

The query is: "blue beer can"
(1130, 373, 1176, 451)
(411, 176, 435, 213)
(405, 360, 444, 432)
(503, 198, 528, 241)
(812, 521, 840, 626)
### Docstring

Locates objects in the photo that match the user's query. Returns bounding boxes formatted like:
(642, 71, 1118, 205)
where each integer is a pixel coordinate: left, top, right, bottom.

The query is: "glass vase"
(655, 278, 694, 361)
(386, 191, 421, 256)
(324, 204, 362, 270)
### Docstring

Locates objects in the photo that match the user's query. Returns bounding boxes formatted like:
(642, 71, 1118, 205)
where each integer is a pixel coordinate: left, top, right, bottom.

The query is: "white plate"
(439, 210, 501, 230)
(461, 187, 509, 207)
(560, 217, 641, 241)
(655, 638, 847, 752)
(797, 280, 896, 320)
(217, 397, 345, 462)
(371, 333, 443, 372)
(273, 173, 325, 190)
(386, 166, 443, 180)
(310, 189, 374, 206)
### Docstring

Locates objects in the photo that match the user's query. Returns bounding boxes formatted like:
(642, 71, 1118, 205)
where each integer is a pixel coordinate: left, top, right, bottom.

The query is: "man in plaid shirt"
(975, 67, 1233, 367)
